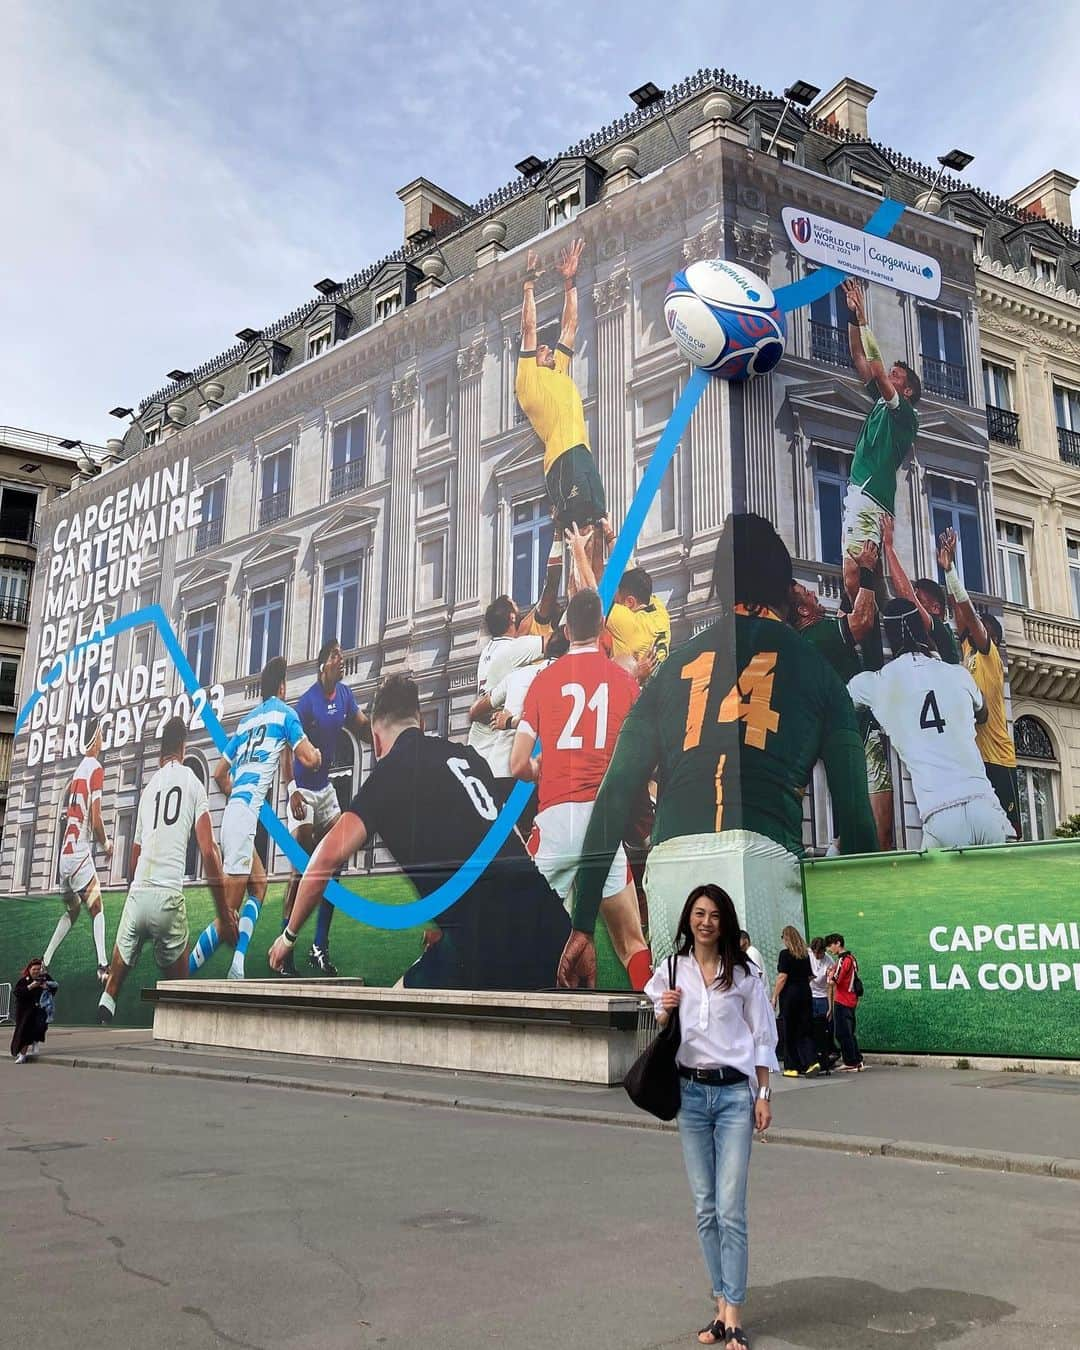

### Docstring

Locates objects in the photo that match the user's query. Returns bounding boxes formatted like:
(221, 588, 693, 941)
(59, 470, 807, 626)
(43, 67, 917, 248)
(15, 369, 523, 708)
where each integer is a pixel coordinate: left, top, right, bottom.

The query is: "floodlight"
(235, 327, 262, 344)
(938, 149, 974, 173)
(629, 81, 665, 109)
(109, 406, 133, 419)
(57, 439, 81, 450)
(167, 369, 191, 383)
(314, 278, 341, 296)
(784, 80, 821, 107)
(515, 156, 547, 179)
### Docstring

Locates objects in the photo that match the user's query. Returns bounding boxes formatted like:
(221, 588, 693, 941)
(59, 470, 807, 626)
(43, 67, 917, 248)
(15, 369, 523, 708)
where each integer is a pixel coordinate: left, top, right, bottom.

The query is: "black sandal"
(697, 1320, 725, 1345)
(725, 1329, 749, 1347)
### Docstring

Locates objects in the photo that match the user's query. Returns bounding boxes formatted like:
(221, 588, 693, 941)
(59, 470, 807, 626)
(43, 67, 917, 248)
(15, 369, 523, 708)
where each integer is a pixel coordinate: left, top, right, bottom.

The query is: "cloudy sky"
(2, 0, 1077, 445)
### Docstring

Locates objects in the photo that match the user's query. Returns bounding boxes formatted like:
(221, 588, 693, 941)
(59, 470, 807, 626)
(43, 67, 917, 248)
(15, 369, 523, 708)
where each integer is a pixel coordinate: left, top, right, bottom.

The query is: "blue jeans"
(676, 1077, 755, 1305)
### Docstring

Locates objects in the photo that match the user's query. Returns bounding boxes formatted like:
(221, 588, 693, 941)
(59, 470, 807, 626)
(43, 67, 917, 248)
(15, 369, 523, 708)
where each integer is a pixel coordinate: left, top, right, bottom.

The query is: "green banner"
(802, 841, 1080, 1059)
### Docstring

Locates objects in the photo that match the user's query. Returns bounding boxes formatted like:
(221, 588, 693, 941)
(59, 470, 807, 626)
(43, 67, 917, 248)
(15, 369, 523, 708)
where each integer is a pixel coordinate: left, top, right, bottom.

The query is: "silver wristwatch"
(757, 1085, 772, 1102)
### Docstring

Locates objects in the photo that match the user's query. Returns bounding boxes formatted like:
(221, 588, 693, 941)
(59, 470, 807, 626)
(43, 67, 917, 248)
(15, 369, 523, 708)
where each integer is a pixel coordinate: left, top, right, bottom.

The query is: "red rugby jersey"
(518, 646, 639, 813)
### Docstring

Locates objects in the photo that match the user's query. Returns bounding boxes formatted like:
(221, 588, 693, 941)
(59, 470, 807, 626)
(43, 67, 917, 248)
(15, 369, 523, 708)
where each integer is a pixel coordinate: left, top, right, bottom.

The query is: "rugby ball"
(665, 259, 787, 380)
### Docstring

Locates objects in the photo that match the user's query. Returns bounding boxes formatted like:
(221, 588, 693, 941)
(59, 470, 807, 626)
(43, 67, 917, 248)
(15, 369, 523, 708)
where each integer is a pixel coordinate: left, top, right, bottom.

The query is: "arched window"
(184, 755, 208, 880)
(1014, 715, 1058, 841)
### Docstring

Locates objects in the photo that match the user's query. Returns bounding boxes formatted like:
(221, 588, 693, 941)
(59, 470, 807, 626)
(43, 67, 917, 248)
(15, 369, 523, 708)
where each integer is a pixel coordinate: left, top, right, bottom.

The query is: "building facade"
(972, 173, 1080, 839)
(4, 69, 1076, 892)
(0, 426, 102, 846)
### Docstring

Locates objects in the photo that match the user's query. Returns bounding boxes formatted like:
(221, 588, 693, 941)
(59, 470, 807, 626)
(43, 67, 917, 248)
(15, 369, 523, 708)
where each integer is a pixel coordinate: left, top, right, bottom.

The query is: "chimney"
(1009, 170, 1078, 227)
(396, 177, 470, 245)
(810, 77, 876, 139)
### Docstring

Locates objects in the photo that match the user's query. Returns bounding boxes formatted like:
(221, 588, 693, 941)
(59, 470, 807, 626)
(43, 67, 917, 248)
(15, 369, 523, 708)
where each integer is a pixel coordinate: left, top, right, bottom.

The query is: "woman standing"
(645, 885, 777, 1348)
(808, 937, 837, 1069)
(10, 959, 58, 1064)
(772, 927, 820, 1078)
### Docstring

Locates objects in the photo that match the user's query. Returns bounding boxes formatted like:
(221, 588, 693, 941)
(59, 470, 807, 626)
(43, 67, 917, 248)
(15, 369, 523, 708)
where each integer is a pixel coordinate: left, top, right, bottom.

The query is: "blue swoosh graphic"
(20, 199, 907, 931)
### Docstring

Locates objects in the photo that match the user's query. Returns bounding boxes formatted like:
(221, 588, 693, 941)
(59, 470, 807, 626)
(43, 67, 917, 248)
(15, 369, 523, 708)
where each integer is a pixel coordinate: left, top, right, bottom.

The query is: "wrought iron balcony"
(329, 459, 366, 500)
(1058, 426, 1080, 468)
(258, 489, 291, 527)
(0, 515, 37, 545)
(809, 321, 852, 368)
(986, 405, 1021, 447)
(922, 355, 968, 402)
(194, 516, 225, 552)
(0, 595, 30, 625)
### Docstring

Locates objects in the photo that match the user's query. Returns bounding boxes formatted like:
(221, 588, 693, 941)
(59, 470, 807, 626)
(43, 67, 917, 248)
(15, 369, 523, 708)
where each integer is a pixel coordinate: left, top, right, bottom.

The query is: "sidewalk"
(34, 1025, 1080, 1181)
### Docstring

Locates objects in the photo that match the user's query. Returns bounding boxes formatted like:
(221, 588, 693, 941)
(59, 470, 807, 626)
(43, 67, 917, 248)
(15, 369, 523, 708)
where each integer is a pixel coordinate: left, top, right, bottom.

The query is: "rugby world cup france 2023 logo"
(791, 215, 812, 245)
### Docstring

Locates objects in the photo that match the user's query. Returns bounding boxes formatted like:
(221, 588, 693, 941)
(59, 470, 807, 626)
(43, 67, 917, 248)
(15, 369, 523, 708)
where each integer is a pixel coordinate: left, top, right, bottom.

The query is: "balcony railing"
(194, 516, 224, 552)
(1058, 426, 1080, 468)
(0, 515, 37, 545)
(330, 459, 366, 500)
(258, 489, 291, 527)
(922, 355, 968, 402)
(809, 321, 852, 368)
(986, 405, 1021, 447)
(0, 595, 30, 625)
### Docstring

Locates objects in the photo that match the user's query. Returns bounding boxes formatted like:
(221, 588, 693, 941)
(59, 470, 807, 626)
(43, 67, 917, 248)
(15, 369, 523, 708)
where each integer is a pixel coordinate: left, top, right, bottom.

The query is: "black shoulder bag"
(623, 954, 681, 1120)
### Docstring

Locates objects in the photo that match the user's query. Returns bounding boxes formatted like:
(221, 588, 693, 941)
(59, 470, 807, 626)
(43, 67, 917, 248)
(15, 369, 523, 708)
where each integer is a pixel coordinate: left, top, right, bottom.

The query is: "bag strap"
(668, 952, 678, 989)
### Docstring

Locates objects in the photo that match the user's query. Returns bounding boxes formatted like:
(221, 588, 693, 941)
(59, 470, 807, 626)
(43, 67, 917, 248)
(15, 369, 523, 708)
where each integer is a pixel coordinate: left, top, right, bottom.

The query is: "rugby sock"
(44, 914, 72, 965)
(626, 948, 653, 992)
(189, 921, 220, 973)
(314, 898, 334, 952)
(228, 896, 261, 979)
(92, 910, 107, 967)
(98, 991, 116, 1016)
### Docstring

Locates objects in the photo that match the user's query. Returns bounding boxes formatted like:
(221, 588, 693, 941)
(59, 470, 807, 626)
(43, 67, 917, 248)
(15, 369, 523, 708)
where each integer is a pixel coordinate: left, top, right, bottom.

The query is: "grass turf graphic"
(803, 841, 1080, 1059)
(1, 878, 632, 1027)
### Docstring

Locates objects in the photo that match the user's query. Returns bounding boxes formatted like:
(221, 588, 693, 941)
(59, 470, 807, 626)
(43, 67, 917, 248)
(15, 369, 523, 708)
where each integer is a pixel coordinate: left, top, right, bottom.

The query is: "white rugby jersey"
(133, 760, 210, 890)
(848, 653, 994, 818)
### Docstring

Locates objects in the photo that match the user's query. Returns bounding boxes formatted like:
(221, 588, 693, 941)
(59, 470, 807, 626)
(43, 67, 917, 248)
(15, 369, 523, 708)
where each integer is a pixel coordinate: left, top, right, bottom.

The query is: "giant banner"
(0, 138, 1040, 1046)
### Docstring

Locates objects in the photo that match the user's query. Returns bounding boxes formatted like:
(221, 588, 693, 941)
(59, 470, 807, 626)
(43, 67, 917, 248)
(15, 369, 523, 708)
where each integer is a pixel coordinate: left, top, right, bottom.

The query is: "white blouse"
(644, 954, 779, 1081)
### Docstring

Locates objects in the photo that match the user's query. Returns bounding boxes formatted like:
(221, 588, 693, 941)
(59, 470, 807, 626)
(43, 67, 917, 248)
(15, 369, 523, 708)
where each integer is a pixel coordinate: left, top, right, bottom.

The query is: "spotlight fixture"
(939, 149, 974, 173)
(407, 227, 435, 247)
(235, 327, 262, 344)
(109, 406, 134, 419)
(57, 439, 81, 450)
(314, 278, 342, 296)
(167, 368, 191, 383)
(515, 155, 547, 179)
(628, 81, 679, 153)
(765, 78, 820, 158)
(783, 79, 821, 107)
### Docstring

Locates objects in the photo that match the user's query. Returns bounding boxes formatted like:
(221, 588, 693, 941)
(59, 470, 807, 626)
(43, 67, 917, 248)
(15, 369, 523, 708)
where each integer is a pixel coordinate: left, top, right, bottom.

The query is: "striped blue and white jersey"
(222, 696, 305, 811)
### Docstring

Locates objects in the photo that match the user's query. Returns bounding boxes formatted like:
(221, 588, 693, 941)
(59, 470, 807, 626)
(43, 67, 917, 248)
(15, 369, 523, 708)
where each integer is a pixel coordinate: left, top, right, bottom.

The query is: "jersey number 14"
(680, 651, 781, 752)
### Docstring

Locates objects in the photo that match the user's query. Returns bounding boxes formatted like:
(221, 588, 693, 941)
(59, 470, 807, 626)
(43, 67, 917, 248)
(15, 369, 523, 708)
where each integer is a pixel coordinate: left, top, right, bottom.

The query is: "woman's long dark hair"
(20, 957, 44, 980)
(674, 884, 751, 990)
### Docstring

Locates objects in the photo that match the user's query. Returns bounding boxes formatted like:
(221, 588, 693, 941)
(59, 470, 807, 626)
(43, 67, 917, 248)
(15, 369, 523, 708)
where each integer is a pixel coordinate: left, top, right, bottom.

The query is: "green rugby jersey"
(801, 613, 861, 685)
(931, 614, 961, 665)
(850, 380, 918, 514)
(571, 611, 878, 934)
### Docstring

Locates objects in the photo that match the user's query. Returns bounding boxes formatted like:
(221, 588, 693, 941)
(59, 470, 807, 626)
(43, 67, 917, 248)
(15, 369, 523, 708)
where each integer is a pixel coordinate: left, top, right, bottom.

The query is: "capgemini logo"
(922, 265, 934, 278)
(792, 216, 812, 245)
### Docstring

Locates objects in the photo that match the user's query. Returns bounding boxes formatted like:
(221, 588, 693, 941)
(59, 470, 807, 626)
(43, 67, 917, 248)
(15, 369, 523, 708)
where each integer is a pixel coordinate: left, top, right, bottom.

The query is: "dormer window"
(247, 361, 270, 391)
(547, 185, 581, 229)
(772, 137, 797, 164)
(307, 326, 332, 359)
(144, 423, 163, 447)
(375, 288, 403, 322)
(850, 169, 885, 195)
(1031, 250, 1057, 284)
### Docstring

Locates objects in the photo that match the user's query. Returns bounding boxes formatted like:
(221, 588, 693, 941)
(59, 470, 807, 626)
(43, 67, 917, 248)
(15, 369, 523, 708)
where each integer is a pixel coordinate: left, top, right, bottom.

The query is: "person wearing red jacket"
(826, 934, 864, 1071)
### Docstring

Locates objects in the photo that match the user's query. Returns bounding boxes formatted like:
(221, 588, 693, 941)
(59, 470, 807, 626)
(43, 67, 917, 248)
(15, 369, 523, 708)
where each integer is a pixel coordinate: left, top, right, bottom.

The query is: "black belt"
(678, 1066, 747, 1086)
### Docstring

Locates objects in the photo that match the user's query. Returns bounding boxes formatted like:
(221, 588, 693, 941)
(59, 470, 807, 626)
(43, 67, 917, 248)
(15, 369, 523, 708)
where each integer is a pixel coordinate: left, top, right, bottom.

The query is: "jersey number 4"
(680, 651, 781, 752)
(919, 690, 947, 735)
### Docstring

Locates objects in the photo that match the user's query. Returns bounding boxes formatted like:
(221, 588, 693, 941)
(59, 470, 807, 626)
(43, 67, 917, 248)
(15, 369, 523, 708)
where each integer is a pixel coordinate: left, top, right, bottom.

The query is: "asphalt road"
(1, 1060, 1075, 1350)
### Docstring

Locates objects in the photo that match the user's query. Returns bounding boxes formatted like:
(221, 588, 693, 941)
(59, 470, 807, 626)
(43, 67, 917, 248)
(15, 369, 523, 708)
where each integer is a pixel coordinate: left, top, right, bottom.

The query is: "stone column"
(592, 269, 631, 527)
(687, 373, 727, 601)
(742, 374, 778, 526)
(454, 337, 486, 610)
(387, 373, 418, 626)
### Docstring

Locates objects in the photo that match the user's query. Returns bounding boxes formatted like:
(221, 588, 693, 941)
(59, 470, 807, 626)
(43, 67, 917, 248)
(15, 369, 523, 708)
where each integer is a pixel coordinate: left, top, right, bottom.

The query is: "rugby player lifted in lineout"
(516, 238, 612, 585)
(841, 277, 921, 650)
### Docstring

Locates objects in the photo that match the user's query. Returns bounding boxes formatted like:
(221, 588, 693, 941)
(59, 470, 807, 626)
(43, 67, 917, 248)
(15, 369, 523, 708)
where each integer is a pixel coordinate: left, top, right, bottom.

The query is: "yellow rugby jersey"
(514, 349, 590, 474)
(963, 638, 1017, 767)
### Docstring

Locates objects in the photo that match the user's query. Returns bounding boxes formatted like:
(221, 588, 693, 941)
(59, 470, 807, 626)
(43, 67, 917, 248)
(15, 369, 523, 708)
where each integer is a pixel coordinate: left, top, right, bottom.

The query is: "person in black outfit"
(772, 927, 820, 1077)
(10, 959, 58, 1063)
(268, 673, 570, 989)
